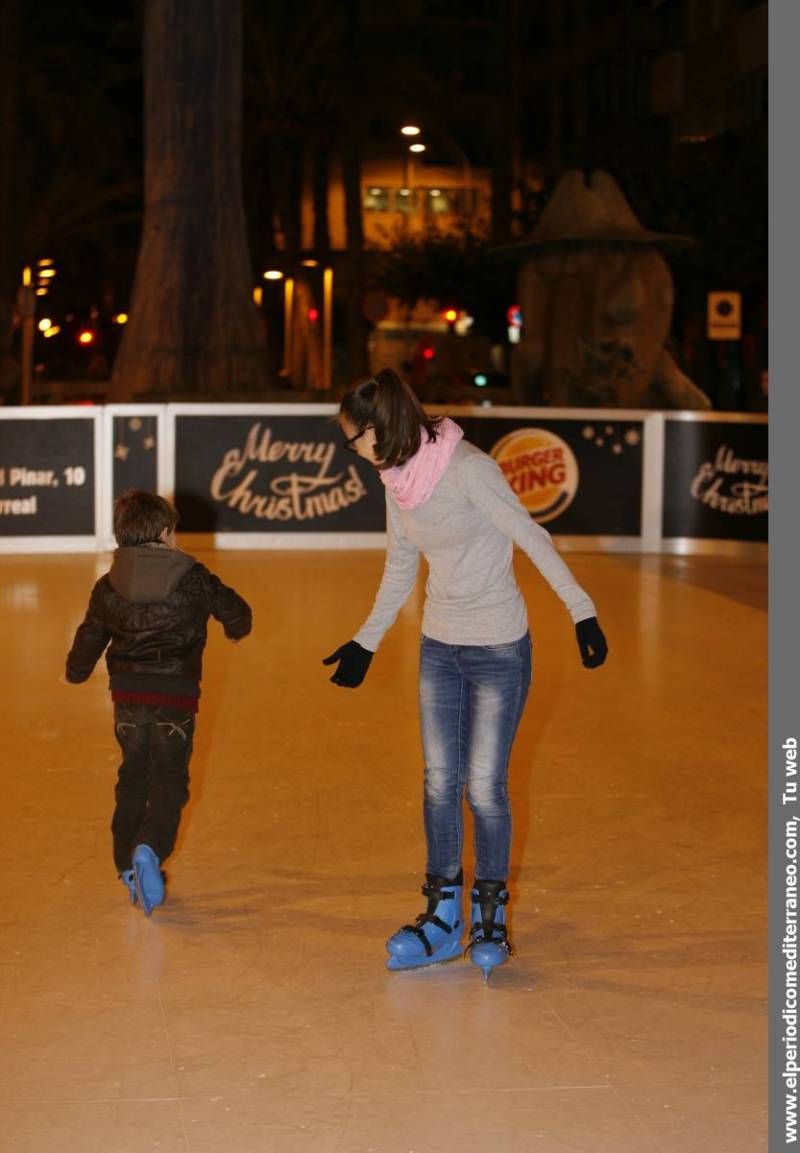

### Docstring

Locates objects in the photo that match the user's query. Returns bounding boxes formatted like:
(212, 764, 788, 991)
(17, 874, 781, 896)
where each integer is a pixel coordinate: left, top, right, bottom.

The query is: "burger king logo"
(491, 428, 579, 523)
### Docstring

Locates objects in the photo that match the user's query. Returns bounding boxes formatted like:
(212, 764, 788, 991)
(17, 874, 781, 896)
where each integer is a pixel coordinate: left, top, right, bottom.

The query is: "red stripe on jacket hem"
(111, 690, 199, 712)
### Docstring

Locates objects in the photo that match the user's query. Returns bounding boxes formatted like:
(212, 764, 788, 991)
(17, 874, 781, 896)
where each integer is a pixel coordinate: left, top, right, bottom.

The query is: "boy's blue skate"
(132, 844, 165, 917)
(120, 869, 137, 905)
(386, 873, 464, 971)
(466, 880, 513, 982)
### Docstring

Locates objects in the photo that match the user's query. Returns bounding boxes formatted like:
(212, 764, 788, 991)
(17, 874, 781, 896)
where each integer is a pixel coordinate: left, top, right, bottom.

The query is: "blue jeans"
(419, 633, 532, 881)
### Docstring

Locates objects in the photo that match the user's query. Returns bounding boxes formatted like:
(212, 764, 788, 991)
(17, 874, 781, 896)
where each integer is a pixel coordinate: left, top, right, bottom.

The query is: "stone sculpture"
(509, 169, 710, 410)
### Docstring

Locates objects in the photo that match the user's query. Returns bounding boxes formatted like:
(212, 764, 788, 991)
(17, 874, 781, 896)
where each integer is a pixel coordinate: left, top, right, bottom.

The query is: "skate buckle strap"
(472, 888, 509, 906)
(421, 882, 455, 900)
(397, 879, 462, 957)
(400, 913, 457, 956)
(465, 922, 514, 957)
(469, 883, 513, 953)
(468, 921, 513, 944)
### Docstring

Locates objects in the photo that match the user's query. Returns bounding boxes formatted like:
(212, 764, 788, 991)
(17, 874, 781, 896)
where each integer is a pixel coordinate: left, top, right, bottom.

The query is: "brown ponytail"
(340, 368, 441, 468)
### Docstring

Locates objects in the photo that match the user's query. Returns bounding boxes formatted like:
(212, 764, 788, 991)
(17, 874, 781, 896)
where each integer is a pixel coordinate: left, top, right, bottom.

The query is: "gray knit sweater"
(354, 439, 596, 650)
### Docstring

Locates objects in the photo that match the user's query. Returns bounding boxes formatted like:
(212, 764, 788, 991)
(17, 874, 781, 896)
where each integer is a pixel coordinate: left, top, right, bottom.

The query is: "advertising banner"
(0, 415, 95, 537)
(662, 418, 768, 541)
(457, 415, 644, 535)
(112, 414, 159, 502)
(173, 413, 385, 532)
(0, 405, 768, 552)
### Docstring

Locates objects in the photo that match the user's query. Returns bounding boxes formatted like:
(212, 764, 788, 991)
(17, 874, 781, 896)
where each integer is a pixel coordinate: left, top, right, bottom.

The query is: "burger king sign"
(491, 428, 579, 524)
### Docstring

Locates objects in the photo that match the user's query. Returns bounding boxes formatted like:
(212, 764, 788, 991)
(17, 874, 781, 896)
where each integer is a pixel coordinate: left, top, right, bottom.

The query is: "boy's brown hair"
(113, 489, 179, 547)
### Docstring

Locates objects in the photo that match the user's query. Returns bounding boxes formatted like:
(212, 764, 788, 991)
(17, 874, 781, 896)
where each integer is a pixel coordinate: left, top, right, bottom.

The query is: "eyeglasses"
(343, 425, 374, 453)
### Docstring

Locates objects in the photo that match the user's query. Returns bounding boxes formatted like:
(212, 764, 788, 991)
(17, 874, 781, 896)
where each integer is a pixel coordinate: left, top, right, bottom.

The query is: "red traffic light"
(307, 307, 319, 323)
(422, 346, 435, 361)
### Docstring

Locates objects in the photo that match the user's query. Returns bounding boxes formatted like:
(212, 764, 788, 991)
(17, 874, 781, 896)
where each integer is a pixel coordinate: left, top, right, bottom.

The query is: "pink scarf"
(380, 417, 464, 510)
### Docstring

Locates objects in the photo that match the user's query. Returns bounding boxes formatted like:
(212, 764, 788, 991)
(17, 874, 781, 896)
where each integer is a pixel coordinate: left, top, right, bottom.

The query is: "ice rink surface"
(1, 547, 766, 1152)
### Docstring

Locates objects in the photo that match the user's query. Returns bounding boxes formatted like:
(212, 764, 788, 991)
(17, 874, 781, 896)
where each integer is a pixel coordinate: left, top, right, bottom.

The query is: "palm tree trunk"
(0, 0, 22, 400)
(281, 135, 304, 265)
(490, 0, 520, 245)
(111, 0, 268, 400)
(341, 0, 369, 381)
(312, 136, 331, 257)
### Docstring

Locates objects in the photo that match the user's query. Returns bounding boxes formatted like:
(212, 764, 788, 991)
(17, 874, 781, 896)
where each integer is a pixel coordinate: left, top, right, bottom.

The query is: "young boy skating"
(65, 490, 252, 915)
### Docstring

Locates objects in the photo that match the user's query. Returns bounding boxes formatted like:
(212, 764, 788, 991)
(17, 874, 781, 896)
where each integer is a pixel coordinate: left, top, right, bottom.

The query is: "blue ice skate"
(120, 869, 137, 906)
(386, 873, 464, 971)
(131, 844, 165, 917)
(466, 880, 513, 982)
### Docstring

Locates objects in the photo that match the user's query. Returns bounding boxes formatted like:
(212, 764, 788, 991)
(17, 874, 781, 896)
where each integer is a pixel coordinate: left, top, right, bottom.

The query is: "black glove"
(575, 617, 608, 669)
(322, 640, 374, 688)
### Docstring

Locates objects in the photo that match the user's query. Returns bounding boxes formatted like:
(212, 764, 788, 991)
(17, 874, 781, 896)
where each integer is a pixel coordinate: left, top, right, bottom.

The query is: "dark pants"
(111, 702, 195, 873)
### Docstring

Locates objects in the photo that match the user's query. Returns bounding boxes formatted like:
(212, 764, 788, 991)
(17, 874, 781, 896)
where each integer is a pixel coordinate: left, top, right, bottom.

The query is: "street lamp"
(322, 267, 333, 390)
(17, 267, 35, 405)
(399, 124, 473, 214)
(278, 262, 333, 388)
(399, 128, 428, 215)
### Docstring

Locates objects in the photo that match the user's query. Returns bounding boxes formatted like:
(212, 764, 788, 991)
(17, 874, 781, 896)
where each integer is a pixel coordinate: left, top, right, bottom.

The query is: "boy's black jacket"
(65, 544, 252, 695)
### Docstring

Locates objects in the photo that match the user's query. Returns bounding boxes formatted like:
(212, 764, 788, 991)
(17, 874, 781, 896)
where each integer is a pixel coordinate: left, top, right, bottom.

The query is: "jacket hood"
(109, 544, 196, 604)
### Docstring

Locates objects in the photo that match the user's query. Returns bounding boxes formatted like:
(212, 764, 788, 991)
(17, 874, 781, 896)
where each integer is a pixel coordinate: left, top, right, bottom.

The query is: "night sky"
(5, 0, 767, 403)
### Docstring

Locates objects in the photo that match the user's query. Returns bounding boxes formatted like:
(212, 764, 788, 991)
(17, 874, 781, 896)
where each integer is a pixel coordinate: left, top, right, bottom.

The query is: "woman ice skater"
(323, 369, 607, 979)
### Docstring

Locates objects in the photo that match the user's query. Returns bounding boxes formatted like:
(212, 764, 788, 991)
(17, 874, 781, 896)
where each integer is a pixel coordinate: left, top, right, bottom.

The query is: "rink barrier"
(0, 404, 767, 556)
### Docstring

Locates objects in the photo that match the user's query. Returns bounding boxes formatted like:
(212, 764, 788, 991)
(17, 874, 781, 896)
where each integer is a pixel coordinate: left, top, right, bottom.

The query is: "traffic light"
(507, 304, 522, 345)
(77, 329, 96, 346)
(307, 307, 319, 323)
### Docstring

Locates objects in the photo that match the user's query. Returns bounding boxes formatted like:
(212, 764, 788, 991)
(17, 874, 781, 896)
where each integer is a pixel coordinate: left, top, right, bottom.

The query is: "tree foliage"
(371, 223, 517, 344)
